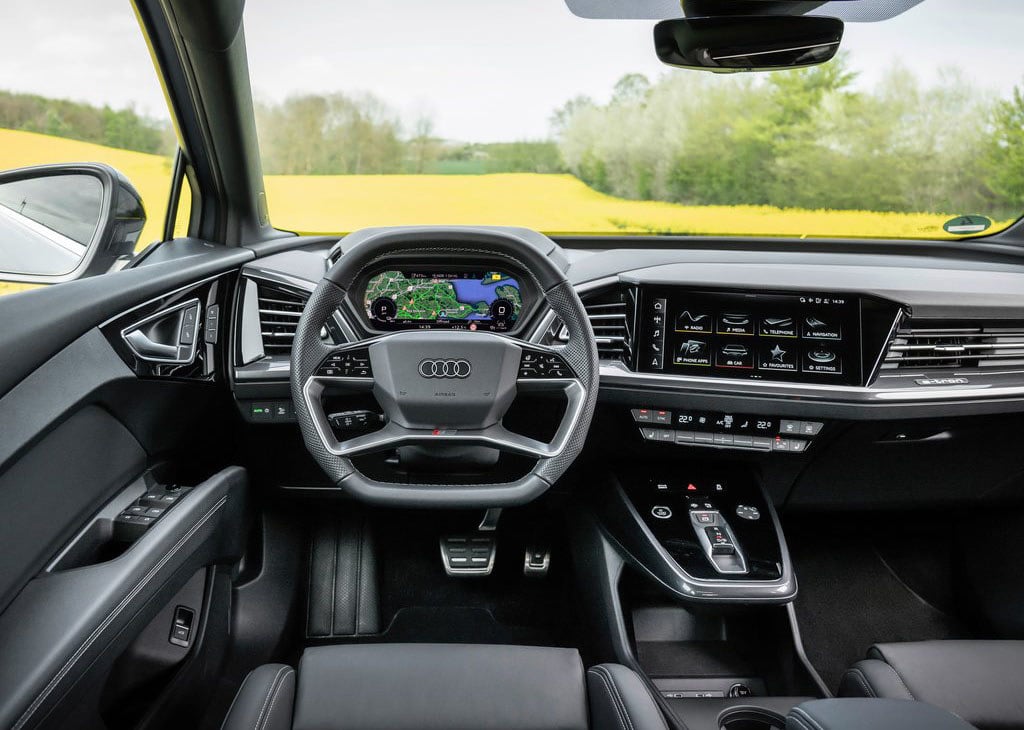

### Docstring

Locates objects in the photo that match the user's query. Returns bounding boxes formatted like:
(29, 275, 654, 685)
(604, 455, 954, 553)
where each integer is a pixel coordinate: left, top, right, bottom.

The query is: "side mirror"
(654, 15, 844, 73)
(0, 163, 146, 285)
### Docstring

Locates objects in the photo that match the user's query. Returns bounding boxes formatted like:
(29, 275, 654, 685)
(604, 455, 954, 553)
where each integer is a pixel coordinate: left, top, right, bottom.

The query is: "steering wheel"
(290, 227, 599, 507)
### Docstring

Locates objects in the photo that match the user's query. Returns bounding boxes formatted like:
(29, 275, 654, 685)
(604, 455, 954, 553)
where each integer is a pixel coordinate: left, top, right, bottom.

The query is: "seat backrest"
(292, 643, 589, 730)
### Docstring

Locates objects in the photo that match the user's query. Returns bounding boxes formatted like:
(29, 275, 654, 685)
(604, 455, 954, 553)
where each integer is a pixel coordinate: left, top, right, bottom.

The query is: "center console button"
(735, 504, 761, 521)
(692, 511, 716, 524)
(780, 419, 802, 435)
(631, 408, 653, 423)
(651, 506, 673, 520)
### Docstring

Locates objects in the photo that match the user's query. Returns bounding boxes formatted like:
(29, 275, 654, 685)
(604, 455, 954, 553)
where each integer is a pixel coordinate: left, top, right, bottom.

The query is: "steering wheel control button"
(651, 506, 673, 520)
(328, 410, 384, 432)
(317, 349, 373, 378)
(518, 350, 572, 378)
(735, 505, 761, 521)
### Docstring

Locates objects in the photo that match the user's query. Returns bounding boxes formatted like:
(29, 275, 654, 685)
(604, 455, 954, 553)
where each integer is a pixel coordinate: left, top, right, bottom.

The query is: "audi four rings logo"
(418, 359, 472, 378)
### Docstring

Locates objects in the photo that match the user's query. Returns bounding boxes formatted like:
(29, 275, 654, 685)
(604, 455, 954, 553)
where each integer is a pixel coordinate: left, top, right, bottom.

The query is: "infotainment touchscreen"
(638, 288, 863, 386)
(364, 269, 522, 331)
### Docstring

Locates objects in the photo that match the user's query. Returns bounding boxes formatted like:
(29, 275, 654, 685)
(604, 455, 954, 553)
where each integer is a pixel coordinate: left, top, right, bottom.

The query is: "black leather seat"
(839, 641, 1024, 730)
(221, 643, 670, 730)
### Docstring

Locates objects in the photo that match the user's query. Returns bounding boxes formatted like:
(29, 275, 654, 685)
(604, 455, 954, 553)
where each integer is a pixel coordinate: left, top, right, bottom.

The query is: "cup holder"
(718, 707, 787, 730)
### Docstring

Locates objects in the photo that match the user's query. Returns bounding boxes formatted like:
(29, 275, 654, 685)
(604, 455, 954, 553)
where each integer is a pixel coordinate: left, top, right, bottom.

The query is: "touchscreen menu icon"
(718, 313, 754, 336)
(674, 339, 711, 366)
(676, 310, 712, 333)
(802, 316, 842, 340)
(716, 343, 754, 369)
(760, 316, 797, 338)
(758, 341, 797, 371)
(803, 346, 843, 374)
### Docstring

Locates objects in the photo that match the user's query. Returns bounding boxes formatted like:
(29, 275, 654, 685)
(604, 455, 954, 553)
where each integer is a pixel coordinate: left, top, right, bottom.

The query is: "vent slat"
(584, 289, 633, 361)
(255, 282, 309, 358)
(547, 287, 635, 361)
(883, 321, 1024, 372)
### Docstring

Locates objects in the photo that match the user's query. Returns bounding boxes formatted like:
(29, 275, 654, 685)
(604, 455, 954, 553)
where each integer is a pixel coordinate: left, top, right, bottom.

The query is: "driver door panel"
(0, 245, 253, 729)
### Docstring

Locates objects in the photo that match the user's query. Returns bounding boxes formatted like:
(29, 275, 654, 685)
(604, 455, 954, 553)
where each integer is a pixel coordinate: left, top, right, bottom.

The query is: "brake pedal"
(440, 535, 495, 576)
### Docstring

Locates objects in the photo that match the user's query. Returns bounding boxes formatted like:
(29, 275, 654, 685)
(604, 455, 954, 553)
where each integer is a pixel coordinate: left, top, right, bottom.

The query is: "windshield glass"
(244, 0, 1024, 240)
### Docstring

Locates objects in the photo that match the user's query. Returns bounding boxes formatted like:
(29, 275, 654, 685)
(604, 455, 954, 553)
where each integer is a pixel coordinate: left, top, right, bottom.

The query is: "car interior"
(2, 1, 1024, 730)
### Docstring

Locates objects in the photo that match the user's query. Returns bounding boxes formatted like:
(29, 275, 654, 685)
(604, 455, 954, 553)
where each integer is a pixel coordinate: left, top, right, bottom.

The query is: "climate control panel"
(631, 407, 824, 453)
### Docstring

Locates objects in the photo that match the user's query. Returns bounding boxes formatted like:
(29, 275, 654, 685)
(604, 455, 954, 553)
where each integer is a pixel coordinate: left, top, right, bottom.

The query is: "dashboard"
(227, 230, 1024, 508)
(234, 232, 1024, 418)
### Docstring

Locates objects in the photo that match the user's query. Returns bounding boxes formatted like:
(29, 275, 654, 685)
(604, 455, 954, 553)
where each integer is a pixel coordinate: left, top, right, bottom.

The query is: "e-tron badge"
(418, 359, 472, 379)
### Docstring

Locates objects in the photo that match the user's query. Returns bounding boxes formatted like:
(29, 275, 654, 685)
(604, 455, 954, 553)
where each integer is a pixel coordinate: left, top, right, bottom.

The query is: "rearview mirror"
(0, 163, 146, 285)
(654, 15, 844, 72)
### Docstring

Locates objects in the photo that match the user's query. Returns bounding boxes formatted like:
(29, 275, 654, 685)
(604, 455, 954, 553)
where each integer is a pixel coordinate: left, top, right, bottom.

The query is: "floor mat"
(301, 508, 579, 649)
(789, 529, 972, 692)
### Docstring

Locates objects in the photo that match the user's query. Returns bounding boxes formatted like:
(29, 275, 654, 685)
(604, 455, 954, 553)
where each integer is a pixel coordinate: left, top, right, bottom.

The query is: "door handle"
(124, 329, 179, 360)
(121, 299, 201, 364)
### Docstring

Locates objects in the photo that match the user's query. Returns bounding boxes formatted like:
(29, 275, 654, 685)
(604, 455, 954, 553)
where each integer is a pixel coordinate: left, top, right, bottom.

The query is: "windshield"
(244, 0, 1024, 240)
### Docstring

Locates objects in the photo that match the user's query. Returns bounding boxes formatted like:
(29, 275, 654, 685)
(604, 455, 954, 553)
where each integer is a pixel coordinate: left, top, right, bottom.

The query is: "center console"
(596, 467, 795, 603)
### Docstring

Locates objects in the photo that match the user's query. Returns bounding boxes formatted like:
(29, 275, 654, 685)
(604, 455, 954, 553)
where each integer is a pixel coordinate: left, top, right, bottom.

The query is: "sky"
(0, 0, 1021, 143)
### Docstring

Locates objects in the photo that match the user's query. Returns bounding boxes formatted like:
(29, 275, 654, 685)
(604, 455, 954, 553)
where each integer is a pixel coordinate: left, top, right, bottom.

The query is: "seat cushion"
(788, 699, 976, 730)
(221, 644, 670, 730)
(839, 640, 1024, 729)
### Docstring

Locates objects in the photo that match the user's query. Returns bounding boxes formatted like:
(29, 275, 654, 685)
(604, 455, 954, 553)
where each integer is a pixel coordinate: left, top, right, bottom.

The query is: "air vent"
(882, 322, 1024, 372)
(544, 286, 635, 361)
(585, 289, 635, 361)
(257, 282, 308, 356)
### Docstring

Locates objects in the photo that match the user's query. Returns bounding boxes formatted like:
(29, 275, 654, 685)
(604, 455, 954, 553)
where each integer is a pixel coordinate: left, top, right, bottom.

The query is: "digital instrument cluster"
(638, 288, 863, 386)
(363, 269, 522, 331)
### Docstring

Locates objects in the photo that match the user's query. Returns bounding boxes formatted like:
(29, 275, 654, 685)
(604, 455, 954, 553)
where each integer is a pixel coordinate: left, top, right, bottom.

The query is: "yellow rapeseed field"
(0, 128, 1011, 297)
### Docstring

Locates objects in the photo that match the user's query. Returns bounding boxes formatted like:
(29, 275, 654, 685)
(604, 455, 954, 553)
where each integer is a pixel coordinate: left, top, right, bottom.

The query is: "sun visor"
(563, 0, 924, 22)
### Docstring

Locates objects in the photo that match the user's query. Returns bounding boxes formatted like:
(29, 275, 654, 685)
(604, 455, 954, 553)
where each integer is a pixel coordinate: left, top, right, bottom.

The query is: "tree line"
(0, 90, 173, 155)
(6, 59, 1023, 219)
(553, 58, 1024, 217)
(254, 93, 562, 175)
